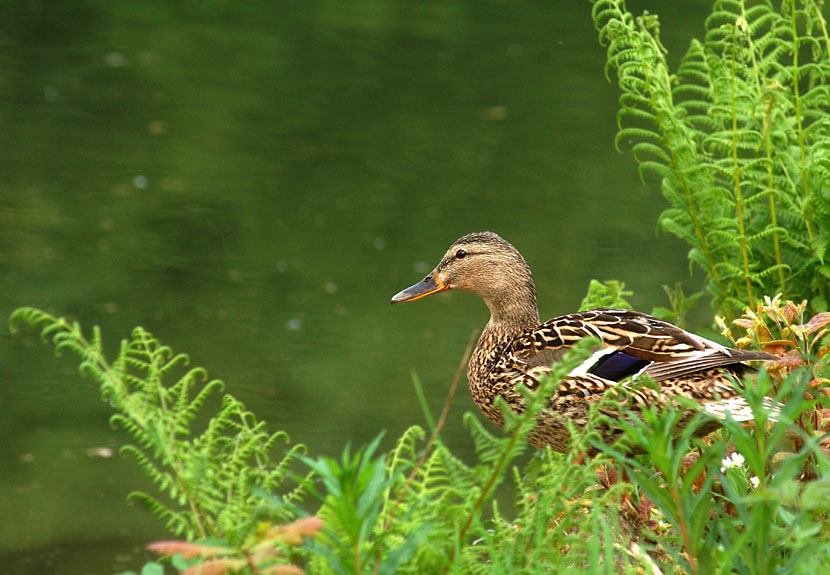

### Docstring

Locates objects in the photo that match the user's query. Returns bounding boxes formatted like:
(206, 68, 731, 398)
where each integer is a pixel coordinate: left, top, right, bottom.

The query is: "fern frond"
(592, 0, 830, 316)
(128, 492, 193, 536)
(10, 308, 309, 544)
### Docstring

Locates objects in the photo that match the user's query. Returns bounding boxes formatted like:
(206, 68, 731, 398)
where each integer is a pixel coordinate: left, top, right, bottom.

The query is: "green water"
(1, 1, 712, 572)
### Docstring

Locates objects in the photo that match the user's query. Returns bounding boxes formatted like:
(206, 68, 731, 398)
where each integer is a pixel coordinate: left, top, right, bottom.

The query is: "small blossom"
(750, 476, 760, 489)
(720, 452, 745, 473)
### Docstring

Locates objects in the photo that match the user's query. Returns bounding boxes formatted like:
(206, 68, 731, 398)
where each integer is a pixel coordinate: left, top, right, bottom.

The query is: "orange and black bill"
(390, 272, 449, 304)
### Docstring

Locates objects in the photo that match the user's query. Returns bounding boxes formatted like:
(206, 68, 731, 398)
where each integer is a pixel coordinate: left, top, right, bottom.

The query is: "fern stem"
(763, 95, 788, 298)
(138, 336, 213, 539)
(635, 5, 732, 311)
(810, 0, 830, 67)
(790, 0, 816, 243)
(741, 0, 788, 297)
(354, 541, 362, 575)
(729, 28, 754, 305)
(741, 1, 763, 94)
(382, 332, 474, 527)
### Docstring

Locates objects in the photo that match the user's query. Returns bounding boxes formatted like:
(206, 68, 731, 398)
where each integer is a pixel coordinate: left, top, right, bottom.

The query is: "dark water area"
(1, 1, 714, 572)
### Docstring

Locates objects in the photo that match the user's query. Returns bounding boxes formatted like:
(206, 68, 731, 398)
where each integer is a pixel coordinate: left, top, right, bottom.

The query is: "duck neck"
(468, 285, 540, 417)
(483, 285, 540, 333)
(466, 256, 540, 401)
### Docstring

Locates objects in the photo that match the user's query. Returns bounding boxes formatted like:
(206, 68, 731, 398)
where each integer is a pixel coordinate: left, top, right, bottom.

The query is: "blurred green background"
(1, 1, 716, 573)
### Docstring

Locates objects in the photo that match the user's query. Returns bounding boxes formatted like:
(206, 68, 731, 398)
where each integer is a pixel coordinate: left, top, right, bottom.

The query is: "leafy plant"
(13, 299, 830, 574)
(719, 294, 830, 471)
(9, 307, 308, 544)
(592, 0, 830, 318)
(10, 307, 654, 574)
(651, 282, 705, 328)
(579, 279, 634, 310)
(300, 434, 425, 575)
(297, 337, 653, 574)
(598, 366, 830, 575)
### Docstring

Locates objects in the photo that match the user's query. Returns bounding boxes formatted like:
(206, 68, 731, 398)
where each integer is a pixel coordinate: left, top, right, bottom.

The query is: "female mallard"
(391, 231, 776, 451)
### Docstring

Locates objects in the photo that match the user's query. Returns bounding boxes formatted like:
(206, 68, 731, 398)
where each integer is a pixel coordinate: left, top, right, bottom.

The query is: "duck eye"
(455, 249, 467, 259)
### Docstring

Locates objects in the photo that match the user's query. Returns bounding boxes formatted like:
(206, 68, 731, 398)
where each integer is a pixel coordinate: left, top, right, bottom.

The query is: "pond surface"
(1, 1, 712, 572)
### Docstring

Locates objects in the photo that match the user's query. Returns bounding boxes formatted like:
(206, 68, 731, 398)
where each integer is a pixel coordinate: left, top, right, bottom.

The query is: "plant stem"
(730, 30, 754, 305)
(742, 1, 788, 298)
(791, 1, 816, 243)
(668, 479, 699, 575)
(638, 12, 732, 312)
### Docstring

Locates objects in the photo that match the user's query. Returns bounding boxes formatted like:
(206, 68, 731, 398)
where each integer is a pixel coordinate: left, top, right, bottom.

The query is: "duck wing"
(507, 308, 774, 383)
(492, 308, 779, 421)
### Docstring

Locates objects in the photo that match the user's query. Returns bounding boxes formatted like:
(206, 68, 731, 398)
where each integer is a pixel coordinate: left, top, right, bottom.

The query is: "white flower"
(750, 476, 760, 489)
(720, 452, 745, 473)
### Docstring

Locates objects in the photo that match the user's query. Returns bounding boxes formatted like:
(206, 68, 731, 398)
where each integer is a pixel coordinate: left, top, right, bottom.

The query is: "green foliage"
(10, 301, 830, 575)
(12, 307, 656, 573)
(10, 296, 830, 575)
(9, 307, 307, 544)
(300, 434, 425, 575)
(295, 301, 830, 574)
(650, 282, 705, 328)
(599, 367, 830, 575)
(298, 339, 655, 574)
(579, 279, 634, 310)
(592, 0, 830, 318)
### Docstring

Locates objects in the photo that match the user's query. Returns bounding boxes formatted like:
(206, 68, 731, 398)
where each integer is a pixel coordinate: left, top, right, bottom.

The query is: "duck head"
(390, 232, 539, 325)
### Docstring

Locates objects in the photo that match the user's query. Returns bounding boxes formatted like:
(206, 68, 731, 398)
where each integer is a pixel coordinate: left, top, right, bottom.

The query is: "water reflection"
(1, 1, 709, 573)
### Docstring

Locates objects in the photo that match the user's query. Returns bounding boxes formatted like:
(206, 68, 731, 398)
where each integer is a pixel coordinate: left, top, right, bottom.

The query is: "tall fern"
(593, 0, 830, 318)
(9, 307, 307, 543)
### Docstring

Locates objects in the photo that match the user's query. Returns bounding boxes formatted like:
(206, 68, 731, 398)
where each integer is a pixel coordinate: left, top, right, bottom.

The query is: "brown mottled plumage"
(391, 232, 777, 451)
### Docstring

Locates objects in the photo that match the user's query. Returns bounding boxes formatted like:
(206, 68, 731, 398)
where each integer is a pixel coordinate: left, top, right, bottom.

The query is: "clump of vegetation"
(9, 1, 830, 573)
(10, 295, 830, 573)
(8, 308, 310, 545)
(603, 297, 830, 573)
(11, 294, 830, 574)
(593, 0, 830, 318)
(11, 309, 645, 573)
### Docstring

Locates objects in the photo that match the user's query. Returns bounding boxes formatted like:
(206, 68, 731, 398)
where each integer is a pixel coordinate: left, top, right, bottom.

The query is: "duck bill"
(390, 271, 449, 304)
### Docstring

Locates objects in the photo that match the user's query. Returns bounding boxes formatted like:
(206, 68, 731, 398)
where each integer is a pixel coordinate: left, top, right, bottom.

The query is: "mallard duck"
(391, 231, 776, 451)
